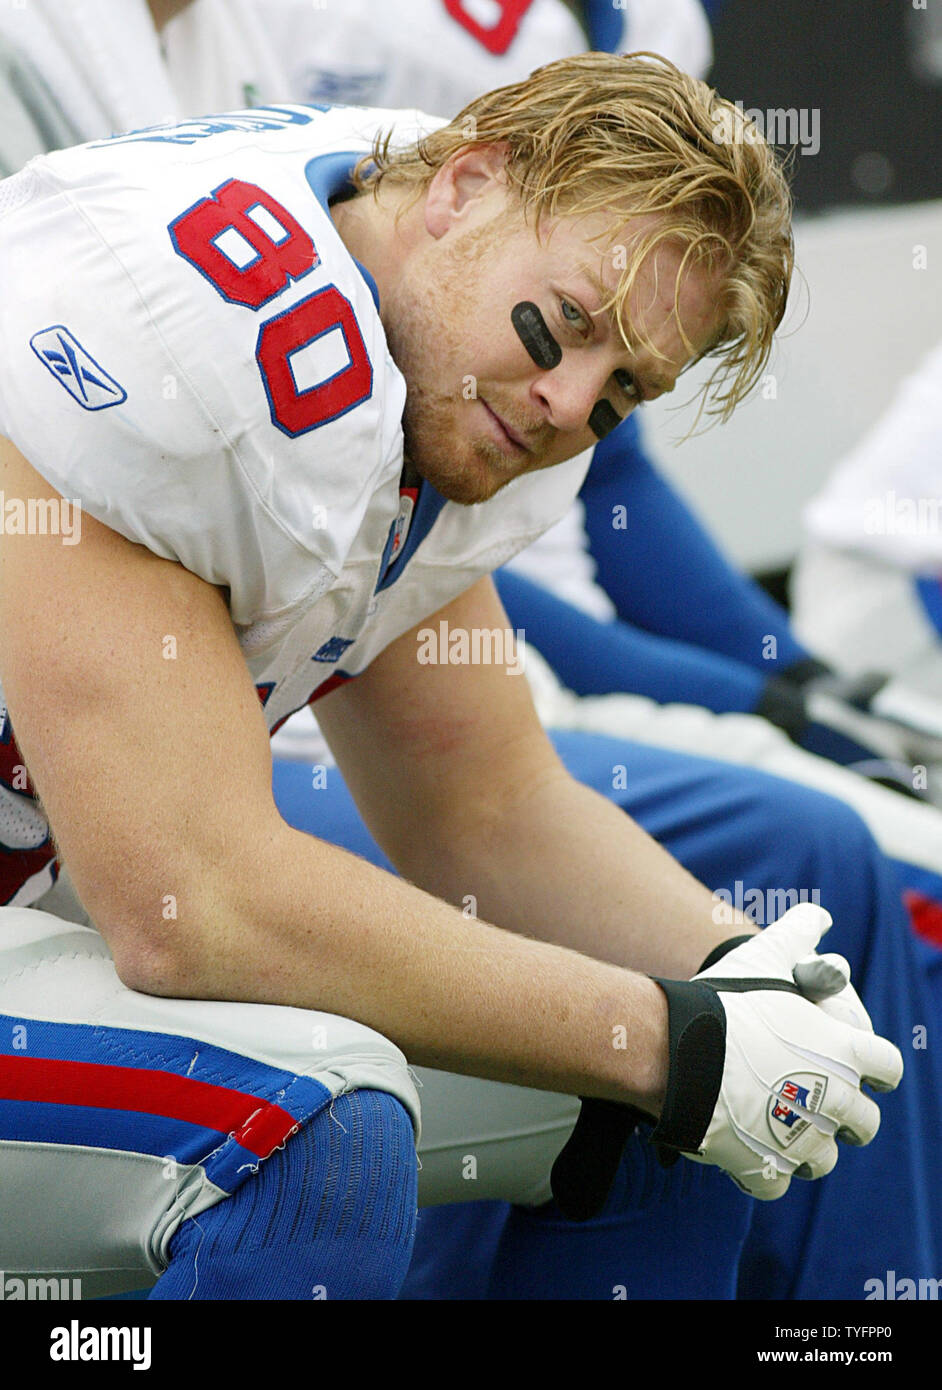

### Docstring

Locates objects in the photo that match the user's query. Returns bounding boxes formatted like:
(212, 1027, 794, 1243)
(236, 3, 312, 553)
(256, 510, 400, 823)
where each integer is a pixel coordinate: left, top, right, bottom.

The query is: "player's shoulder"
(29, 101, 420, 218)
(27, 100, 442, 328)
(0, 104, 446, 617)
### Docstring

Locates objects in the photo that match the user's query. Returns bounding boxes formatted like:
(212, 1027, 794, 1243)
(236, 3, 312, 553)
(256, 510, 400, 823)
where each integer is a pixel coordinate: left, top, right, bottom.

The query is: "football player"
(0, 56, 901, 1298)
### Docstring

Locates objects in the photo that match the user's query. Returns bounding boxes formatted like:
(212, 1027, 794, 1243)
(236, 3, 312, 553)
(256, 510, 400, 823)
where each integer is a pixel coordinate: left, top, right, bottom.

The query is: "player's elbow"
(90, 874, 227, 999)
(73, 816, 286, 998)
(101, 915, 193, 998)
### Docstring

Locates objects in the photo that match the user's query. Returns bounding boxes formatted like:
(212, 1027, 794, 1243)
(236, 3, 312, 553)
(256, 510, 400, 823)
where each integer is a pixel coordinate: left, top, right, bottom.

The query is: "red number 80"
(170, 178, 372, 436)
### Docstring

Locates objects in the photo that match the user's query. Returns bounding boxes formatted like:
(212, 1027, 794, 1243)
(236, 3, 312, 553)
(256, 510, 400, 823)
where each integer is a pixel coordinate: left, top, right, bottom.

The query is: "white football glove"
(550, 905, 902, 1220)
(661, 904, 904, 1200)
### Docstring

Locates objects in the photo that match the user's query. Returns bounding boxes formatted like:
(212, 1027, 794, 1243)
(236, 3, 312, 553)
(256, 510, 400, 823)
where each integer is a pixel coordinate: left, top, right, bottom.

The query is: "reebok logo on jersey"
(30, 326, 127, 410)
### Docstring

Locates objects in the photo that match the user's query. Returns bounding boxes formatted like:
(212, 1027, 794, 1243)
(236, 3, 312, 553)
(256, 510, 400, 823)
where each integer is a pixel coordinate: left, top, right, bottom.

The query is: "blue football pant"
(578, 416, 806, 672)
(494, 568, 879, 767)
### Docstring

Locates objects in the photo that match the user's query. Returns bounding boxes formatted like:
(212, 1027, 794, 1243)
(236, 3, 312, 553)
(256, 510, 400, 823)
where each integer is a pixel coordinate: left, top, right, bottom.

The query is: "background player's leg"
(485, 1136, 750, 1301)
(579, 416, 806, 673)
(494, 567, 765, 713)
(495, 569, 901, 769)
(549, 733, 942, 1300)
(402, 1134, 752, 1301)
(740, 846, 942, 1297)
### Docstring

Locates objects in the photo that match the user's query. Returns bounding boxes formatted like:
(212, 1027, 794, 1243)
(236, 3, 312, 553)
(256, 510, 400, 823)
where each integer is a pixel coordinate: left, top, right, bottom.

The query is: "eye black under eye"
(613, 368, 643, 403)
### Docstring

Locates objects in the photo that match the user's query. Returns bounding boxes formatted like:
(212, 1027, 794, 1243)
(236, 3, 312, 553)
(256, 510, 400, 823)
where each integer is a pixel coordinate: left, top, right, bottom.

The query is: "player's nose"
(530, 363, 626, 435)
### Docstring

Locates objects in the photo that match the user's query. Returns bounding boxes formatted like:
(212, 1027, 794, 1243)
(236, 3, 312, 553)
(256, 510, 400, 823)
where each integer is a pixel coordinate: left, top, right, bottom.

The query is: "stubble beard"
(382, 231, 528, 506)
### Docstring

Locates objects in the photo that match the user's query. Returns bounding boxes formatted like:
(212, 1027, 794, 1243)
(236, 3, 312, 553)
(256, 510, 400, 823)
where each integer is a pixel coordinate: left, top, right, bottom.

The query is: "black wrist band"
(549, 1098, 646, 1222)
(698, 934, 755, 973)
(648, 978, 726, 1156)
(548, 940, 755, 1220)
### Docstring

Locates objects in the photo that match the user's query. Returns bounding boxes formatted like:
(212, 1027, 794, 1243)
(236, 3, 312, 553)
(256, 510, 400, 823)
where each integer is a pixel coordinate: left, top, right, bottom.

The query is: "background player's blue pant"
(496, 567, 766, 712)
(272, 732, 942, 1300)
(494, 569, 876, 767)
(572, 420, 884, 764)
(579, 417, 807, 673)
(916, 574, 942, 637)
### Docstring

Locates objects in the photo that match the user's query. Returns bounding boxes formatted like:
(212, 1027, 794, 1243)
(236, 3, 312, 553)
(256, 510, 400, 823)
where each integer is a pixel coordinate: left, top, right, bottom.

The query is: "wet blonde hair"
(353, 51, 794, 422)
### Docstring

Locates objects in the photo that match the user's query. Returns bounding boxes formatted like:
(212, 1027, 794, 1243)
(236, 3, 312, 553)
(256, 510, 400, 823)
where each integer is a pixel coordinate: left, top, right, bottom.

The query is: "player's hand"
(654, 904, 903, 1200)
(761, 659, 942, 799)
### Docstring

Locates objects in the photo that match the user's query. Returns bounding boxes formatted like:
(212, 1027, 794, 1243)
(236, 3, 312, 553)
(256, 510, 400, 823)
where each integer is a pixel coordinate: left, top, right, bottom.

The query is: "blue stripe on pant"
(271, 732, 942, 1299)
(0, 1017, 333, 1192)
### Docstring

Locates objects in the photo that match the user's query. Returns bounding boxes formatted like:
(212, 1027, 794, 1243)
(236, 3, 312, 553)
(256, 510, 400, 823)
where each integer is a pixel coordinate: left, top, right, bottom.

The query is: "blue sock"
(150, 1089, 417, 1300)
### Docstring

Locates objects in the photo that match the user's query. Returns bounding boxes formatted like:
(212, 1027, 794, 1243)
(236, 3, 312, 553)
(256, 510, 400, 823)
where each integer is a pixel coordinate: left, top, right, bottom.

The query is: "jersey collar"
(304, 150, 381, 312)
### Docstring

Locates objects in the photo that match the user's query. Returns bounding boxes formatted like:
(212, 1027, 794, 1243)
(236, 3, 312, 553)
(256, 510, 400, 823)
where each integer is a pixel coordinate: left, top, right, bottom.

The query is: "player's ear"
(424, 143, 511, 238)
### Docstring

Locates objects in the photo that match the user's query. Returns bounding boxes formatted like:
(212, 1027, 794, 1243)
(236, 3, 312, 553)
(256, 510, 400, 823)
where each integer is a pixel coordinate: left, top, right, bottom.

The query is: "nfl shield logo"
(771, 1099, 801, 1128)
(768, 1073, 827, 1148)
(390, 491, 415, 563)
(779, 1079, 810, 1108)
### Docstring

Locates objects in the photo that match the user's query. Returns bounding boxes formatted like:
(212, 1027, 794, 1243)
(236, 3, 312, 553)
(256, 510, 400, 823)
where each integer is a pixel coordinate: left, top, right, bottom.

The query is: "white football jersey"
(229, 0, 712, 117)
(0, 0, 712, 174)
(0, 102, 591, 903)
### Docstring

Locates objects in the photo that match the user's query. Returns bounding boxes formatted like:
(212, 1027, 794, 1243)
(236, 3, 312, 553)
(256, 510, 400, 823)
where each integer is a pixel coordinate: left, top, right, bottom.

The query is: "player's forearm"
(388, 765, 755, 979)
(116, 820, 669, 1111)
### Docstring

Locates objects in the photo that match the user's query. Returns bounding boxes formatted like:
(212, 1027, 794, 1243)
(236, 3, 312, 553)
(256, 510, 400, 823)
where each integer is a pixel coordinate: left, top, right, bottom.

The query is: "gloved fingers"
(792, 951, 851, 1001)
(783, 1128, 840, 1182)
(762, 902, 833, 957)
(699, 903, 833, 983)
(716, 1088, 840, 1188)
(851, 1029, 905, 1094)
(730, 1163, 792, 1202)
(823, 1077, 883, 1147)
(736, 1125, 838, 1194)
(688, 1144, 794, 1201)
(812, 979, 875, 1034)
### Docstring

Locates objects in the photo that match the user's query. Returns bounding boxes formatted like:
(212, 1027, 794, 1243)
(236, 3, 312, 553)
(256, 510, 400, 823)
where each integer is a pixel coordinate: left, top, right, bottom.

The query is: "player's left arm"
(316, 574, 752, 979)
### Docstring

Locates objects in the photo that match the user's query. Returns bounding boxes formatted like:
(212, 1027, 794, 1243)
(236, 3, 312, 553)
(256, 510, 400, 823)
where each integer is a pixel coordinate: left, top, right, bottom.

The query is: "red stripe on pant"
(0, 1054, 298, 1158)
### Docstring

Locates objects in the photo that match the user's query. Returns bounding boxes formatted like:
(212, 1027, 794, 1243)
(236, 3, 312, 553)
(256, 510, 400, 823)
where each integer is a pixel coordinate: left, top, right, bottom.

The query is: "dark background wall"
(709, 0, 942, 213)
